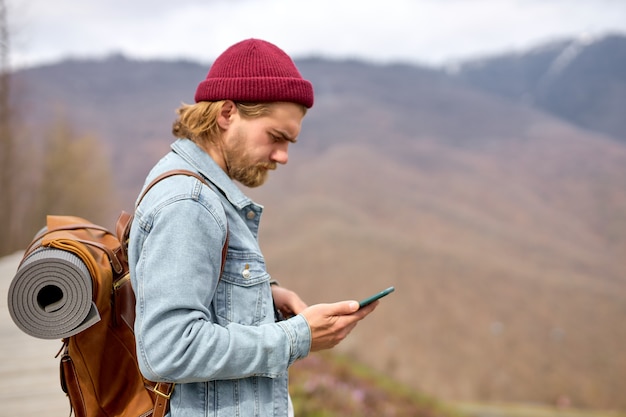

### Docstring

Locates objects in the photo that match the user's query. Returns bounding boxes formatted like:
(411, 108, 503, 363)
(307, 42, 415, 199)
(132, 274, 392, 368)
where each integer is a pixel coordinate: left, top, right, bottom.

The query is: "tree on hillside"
(0, 0, 17, 256)
(8, 115, 120, 253)
(0, 2, 119, 255)
(28, 118, 119, 235)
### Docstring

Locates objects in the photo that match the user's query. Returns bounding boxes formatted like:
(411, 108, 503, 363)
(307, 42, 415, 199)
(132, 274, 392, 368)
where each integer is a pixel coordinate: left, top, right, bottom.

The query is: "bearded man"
(128, 38, 377, 417)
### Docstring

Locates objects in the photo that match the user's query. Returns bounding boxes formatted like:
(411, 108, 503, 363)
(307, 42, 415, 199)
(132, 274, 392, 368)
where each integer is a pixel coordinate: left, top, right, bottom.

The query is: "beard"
(223, 130, 276, 188)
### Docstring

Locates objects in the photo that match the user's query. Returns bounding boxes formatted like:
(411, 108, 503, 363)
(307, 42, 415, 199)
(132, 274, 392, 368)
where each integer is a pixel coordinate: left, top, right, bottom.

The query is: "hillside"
(8, 35, 626, 411)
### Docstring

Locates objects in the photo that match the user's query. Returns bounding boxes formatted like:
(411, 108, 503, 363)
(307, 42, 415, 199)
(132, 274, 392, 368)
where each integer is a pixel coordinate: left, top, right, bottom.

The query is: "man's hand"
(300, 301, 378, 351)
(271, 285, 308, 318)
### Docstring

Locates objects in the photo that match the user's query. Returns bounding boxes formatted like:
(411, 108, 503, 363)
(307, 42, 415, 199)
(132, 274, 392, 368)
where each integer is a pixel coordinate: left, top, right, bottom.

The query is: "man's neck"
(197, 138, 227, 173)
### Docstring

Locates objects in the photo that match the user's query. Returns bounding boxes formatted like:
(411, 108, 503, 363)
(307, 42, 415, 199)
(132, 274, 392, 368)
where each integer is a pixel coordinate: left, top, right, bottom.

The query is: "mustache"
(258, 162, 277, 171)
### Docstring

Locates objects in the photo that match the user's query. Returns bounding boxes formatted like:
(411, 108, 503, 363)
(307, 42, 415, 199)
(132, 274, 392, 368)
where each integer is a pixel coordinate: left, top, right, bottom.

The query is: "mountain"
(450, 33, 626, 143)
(9, 35, 626, 411)
(13, 54, 208, 197)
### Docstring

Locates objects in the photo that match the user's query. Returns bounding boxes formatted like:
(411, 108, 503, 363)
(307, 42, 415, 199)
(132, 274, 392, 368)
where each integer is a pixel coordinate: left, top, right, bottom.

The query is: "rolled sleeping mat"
(8, 247, 101, 339)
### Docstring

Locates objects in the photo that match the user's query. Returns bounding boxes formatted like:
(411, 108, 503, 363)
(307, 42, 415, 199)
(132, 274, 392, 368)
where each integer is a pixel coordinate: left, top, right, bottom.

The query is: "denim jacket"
(128, 138, 311, 417)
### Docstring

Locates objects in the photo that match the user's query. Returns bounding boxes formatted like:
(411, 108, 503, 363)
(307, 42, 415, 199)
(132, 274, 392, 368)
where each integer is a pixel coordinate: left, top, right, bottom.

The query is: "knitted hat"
(195, 39, 314, 108)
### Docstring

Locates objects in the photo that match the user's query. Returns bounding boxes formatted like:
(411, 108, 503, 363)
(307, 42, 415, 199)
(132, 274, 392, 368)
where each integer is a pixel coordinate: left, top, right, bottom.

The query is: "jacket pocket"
(215, 251, 271, 326)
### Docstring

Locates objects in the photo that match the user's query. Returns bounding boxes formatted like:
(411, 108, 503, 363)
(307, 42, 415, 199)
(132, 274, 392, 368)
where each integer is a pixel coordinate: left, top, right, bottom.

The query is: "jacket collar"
(171, 138, 256, 210)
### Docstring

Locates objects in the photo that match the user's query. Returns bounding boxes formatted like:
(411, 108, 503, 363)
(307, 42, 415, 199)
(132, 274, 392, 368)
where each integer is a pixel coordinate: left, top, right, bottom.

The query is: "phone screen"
(358, 286, 395, 308)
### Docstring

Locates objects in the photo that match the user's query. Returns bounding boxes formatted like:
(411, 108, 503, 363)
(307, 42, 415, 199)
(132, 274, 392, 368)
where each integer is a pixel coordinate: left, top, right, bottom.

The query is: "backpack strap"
(136, 169, 210, 207)
(116, 169, 209, 244)
(151, 383, 174, 417)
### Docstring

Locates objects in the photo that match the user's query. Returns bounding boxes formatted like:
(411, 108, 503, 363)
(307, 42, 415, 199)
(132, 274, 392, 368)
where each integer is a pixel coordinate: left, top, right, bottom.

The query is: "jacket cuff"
(277, 314, 311, 365)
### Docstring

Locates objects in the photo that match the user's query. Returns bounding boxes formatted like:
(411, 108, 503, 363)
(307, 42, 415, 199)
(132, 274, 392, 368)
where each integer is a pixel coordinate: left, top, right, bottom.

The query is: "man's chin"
(237, 172, 269, 188)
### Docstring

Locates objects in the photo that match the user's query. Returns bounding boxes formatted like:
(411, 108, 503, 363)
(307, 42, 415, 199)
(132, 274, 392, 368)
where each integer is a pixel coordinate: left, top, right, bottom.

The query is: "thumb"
(328, 300, 360, 315)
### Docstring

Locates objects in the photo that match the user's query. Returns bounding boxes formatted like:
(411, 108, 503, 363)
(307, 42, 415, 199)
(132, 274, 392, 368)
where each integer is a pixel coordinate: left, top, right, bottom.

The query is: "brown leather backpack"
(15, 170, 227, 417)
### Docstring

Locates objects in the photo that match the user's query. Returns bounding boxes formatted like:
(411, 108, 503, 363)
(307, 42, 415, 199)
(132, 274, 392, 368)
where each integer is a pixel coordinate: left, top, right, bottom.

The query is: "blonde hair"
(172, 101, 306, 145)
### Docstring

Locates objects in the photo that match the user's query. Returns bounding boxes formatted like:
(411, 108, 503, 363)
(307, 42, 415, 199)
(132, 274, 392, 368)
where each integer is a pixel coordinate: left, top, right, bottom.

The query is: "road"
(0, 252, 70, 416)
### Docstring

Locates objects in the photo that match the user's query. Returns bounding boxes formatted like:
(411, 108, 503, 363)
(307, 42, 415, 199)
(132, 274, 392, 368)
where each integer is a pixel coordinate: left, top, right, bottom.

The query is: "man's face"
(222, 102, 304, 187)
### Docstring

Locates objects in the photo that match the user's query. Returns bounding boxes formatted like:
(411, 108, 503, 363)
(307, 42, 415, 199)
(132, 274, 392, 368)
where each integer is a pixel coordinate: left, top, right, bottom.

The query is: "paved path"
(0, 252, 70, 416)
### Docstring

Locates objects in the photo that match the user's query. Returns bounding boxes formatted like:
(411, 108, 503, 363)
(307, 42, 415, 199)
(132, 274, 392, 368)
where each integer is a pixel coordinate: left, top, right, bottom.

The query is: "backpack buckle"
(150, 382, 174, 399)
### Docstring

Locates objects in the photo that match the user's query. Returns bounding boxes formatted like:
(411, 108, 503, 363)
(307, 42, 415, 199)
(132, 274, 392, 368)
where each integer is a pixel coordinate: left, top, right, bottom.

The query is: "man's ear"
(217, 100, 237, 130)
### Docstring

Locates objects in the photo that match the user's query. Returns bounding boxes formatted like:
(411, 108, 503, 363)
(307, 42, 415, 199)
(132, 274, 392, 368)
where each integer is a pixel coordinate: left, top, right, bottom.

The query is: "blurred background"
(1, 1, 625, 416)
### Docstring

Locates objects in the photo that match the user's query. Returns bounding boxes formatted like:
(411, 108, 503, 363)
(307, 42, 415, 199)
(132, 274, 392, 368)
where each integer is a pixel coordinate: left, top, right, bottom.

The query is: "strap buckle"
(149, 382, 175, 399)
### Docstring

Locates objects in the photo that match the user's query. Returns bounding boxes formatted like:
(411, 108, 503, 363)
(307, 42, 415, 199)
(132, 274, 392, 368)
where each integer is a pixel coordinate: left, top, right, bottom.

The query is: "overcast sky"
(7, 0, 626, 69)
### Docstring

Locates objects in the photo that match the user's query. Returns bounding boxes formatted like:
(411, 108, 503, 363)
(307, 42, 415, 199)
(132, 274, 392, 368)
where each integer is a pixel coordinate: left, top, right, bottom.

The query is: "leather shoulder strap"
(136, 169, 209, 208)
(115, 169, 210, 257)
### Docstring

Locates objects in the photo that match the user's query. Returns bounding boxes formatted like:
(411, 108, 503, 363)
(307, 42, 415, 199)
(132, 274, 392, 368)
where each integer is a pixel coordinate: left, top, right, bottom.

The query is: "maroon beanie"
(194, 39, 314, 108)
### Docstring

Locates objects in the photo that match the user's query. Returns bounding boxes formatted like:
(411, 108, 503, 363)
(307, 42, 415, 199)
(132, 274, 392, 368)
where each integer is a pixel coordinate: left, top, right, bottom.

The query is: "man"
(128, 38, 378, 417)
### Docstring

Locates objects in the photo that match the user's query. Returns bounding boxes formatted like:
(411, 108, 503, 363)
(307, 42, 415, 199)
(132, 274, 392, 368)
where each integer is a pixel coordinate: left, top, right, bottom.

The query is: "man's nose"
(270, 143, 289, 165)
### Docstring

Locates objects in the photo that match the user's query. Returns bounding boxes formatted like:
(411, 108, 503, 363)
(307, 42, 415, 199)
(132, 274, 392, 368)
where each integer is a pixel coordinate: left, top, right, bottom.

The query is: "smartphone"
(358, 286, 395, 308)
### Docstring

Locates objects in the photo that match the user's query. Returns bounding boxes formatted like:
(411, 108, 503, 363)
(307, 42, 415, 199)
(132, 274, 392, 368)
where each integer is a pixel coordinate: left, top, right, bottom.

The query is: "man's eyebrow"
(273, 129, 297, 143)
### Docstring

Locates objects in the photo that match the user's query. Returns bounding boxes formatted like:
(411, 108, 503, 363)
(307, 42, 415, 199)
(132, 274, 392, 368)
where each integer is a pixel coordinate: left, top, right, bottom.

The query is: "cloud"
(8, 0, 626, 69)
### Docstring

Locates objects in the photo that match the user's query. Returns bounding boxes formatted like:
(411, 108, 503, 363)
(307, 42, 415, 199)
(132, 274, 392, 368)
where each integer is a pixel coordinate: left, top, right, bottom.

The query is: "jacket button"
(246, 211, 256, 220)
(242, 269, 251, 279)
